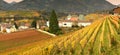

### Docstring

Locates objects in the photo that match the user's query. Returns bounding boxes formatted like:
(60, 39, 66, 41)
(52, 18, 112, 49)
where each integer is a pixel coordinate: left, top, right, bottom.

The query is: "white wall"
(46, 21, 73, 28)
(47, 21, 91, 28)
(46, 21, 49, 27)
(61, 22, 73, 27)
(78, 22, 91, 27)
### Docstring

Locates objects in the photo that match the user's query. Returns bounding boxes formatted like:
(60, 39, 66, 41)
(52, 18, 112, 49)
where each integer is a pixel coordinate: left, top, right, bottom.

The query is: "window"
(64, 23, 67, 25)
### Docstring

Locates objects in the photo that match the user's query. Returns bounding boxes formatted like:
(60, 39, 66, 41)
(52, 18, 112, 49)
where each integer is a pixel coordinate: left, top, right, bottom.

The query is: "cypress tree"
(49, 10, 61, 34)
(31, 19, 37, 29)
(14, 22, 18, 29)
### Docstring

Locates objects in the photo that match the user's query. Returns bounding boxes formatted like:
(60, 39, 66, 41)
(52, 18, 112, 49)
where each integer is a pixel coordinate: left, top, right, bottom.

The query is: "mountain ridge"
(0, 0, 116, 14)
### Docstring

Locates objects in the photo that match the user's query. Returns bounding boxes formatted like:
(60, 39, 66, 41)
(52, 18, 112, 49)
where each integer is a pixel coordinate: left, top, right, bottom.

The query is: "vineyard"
(1, 15, 120, 55)
(0, 30, 52, 54)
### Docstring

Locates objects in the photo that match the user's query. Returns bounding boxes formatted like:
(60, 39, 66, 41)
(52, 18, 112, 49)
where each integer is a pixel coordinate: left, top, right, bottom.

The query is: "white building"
(67, 14, 72, 20)
(0, 23, 17, 33)
(46, 14, 92, 28)
(46, 20, 92, 28)
(46, 21, 73, 28)
(59, 21, 73, 27)
(78, 21, 91, 27)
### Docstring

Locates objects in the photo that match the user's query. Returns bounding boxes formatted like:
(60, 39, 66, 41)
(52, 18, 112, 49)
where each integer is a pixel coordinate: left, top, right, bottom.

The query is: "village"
(0, 14, 92, 33)
(0, 7, 120, 34)
(0, 0, 120, 54)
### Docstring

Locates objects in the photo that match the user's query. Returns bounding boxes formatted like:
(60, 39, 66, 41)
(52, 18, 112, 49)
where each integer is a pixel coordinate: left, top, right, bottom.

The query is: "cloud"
(4, 0, 23, 3)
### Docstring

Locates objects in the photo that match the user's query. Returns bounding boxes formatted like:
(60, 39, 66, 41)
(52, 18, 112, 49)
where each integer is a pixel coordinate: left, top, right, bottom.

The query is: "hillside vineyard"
(9, 15, 119, 55)
(41, 15, 120, 55)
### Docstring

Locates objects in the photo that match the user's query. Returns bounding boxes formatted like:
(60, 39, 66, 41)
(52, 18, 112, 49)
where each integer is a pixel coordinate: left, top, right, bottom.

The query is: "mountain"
(10, 1, 17, 5)
(0, 0, 8, 10)
(1, 0, 116, 14)
(0, 0, 14, 10)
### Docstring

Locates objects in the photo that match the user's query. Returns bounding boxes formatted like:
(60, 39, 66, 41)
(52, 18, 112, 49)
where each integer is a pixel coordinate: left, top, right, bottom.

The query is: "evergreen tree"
(49, 10, 61, 34)
(14, 22, 18, 29)
(31, 19, 37, 29)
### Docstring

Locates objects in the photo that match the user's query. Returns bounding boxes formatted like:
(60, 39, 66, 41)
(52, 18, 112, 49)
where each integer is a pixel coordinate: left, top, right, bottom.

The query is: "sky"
(3, 0, 120, 5)
(106, 0, 120, 5)
(3, 0, 23, 3)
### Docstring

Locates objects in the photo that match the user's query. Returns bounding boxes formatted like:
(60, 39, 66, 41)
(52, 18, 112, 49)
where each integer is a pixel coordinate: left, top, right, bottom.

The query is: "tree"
(14, 22, 18, 29)
(31, 19, 37, 29)
(49, 10, 61, 35)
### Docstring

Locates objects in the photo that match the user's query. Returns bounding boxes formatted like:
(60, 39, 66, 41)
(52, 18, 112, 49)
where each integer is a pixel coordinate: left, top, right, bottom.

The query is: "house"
(46, 14, 92, 28)
(69, 15, 79, 21)
(78, 21, 91, 27)
(47, 20, 92, 28)
(46, 21, 73, 28)
(16, 19, 31, 30)
(113, 7, 120, 15)
(67, 14, 85, 21)
(59, 20, 73, 27)
(0, 23, 16, 33)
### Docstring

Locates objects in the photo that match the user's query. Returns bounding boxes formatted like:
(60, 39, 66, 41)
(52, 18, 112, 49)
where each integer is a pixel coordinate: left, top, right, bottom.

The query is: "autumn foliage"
(2, 15, 120, 55)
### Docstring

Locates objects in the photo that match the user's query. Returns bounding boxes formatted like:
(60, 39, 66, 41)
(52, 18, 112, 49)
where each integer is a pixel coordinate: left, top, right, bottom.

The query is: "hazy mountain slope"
(2, 0, 116, 13)
(0, 0, 8, 10)
(0, 0, 14, 10)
